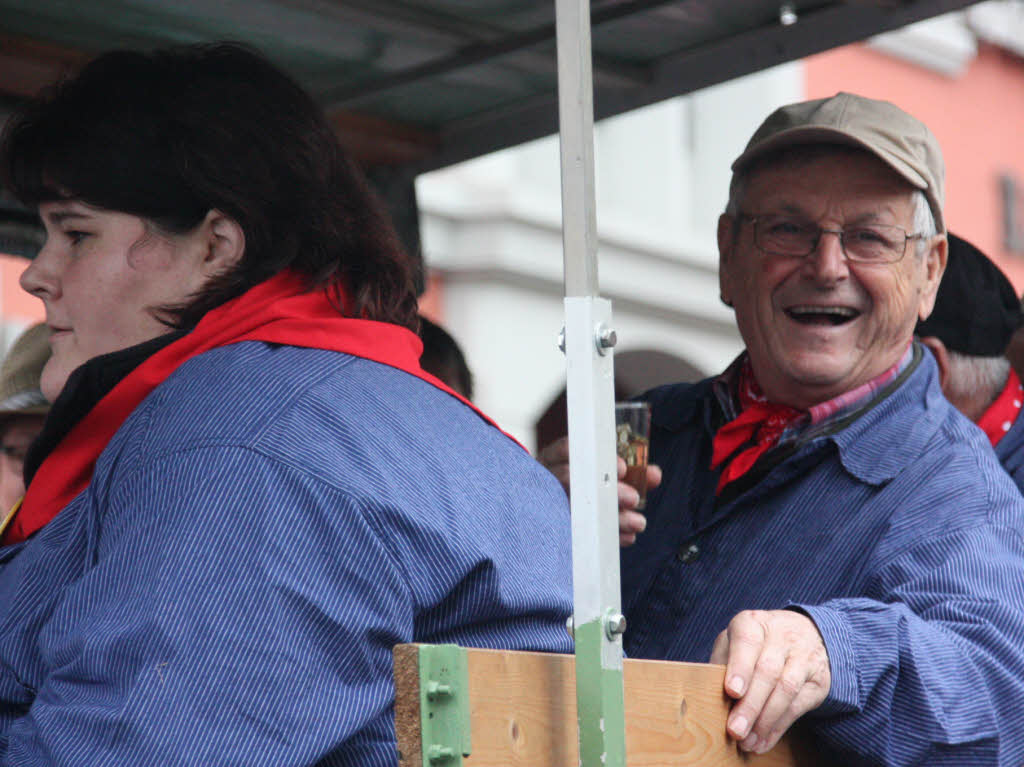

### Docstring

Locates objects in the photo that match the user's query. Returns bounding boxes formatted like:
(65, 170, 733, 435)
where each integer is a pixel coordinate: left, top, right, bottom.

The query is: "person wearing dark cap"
(0, 324, 49, 517)
(541, 92, 1024, 764)
(916, 234, 1024, 490)
(1004, 293, 1024, 382)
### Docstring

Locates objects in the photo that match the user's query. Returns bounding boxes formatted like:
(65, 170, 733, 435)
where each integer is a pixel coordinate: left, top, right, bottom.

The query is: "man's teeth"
(788, 305, 857, 318)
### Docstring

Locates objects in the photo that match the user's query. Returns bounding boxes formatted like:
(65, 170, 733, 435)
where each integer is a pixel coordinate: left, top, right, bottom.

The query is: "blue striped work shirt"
(0, 342, 574, 766)
(622, 345, 1024, 766)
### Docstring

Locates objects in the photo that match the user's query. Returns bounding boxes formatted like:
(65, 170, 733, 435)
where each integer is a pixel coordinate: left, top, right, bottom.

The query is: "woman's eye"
(66, 230, 88, 245)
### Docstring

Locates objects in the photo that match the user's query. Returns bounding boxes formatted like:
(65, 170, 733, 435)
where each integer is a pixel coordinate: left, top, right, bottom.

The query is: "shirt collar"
(825, 342, 942, 485)
(691, 343, 936, 486)
(711, 344, 913, 442)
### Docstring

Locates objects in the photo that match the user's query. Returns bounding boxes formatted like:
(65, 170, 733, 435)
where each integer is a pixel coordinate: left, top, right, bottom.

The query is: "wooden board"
(394, 644, 824, 766)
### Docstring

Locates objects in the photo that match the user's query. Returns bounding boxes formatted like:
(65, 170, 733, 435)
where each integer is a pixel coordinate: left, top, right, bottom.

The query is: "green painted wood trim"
(418, 644, 471, 766)
(574, 619, 626, 766)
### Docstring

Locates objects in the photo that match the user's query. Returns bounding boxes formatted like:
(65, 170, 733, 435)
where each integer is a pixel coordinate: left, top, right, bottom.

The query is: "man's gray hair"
(911, 189, 938, 259)
(945, 351, 1010, 416)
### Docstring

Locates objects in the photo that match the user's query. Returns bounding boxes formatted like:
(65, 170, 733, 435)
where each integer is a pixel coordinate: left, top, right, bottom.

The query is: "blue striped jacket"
(0, 342, 574, 765)
(996, 404, 1024, 494)
(622, 346, 1024, 766)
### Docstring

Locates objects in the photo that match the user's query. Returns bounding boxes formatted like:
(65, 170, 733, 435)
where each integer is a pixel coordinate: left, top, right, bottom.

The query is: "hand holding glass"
(615, 402, 651, 509)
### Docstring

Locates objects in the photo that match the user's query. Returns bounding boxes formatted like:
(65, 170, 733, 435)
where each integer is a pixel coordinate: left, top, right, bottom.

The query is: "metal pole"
(554, 0, 626, 765)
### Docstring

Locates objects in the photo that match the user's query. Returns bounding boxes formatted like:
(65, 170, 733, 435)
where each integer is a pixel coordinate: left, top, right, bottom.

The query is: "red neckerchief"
(2, 271, 515, 545)
(977, 368, 1024, 448)
(710, 360, 805, 495)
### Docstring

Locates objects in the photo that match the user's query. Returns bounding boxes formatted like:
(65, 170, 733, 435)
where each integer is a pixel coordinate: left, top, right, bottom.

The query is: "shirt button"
(678, 543, 700, 563)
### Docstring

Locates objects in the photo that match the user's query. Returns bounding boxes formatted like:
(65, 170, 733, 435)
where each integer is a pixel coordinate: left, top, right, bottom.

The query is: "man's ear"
(718, 213, 736, 308)
(200, 210, 245, 277)
(919, 335, 950, 390)
(917, 234, 948, 321)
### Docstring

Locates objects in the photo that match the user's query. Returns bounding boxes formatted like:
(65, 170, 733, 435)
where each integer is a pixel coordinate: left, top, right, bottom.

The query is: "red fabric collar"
(710, 361, 804, 496)
(977, 368, 1024, 448)
(3, 271, 514, 545)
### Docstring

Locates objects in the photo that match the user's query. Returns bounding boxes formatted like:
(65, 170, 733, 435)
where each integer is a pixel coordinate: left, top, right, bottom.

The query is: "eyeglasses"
(739, 213, 926, 264)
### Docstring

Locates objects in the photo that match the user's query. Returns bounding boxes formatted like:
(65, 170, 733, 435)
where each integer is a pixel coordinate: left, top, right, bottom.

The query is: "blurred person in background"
(1004, 293, 1024, 382)
(418, 315, 474, 400)
(916, 233, 1024, 491)
(0, 323, 49, 518)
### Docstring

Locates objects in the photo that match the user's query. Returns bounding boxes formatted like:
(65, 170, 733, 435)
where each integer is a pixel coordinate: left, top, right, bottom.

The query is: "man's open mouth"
(785, 305, 860, 326)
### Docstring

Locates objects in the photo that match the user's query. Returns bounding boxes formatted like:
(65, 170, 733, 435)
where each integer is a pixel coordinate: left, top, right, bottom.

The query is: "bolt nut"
(604, 612, 627, 640)
(427, 744, 456, 763)
(426, 681, 453, 699)
(557, 326, 566, 353)
(595, 324, 617, 355)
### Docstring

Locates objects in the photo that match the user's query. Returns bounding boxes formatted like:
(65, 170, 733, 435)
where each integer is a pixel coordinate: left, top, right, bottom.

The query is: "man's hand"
(536, 436, 661, 546)
(709, 610, 831, 754)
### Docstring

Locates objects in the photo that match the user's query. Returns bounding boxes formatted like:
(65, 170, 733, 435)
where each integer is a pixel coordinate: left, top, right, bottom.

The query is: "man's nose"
(802, 229, 849, 282)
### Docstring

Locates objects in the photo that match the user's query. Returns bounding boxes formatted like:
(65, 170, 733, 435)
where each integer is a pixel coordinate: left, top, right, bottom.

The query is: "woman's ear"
(201, 210, 245, 276)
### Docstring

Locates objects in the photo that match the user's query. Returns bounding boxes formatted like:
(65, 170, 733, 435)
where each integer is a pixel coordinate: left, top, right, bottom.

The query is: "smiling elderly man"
(541, 93, 1024, 765)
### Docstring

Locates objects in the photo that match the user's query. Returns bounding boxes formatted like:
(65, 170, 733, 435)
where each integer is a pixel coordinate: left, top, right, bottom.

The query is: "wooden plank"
(394, 645, 823, 766)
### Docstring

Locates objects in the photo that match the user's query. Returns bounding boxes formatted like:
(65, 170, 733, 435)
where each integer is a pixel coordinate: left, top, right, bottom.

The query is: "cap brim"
(732, 126, 927, 190)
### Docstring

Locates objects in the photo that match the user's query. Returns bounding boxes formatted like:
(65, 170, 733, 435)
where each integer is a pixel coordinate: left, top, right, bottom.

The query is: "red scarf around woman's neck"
(1, 271, 513, 545)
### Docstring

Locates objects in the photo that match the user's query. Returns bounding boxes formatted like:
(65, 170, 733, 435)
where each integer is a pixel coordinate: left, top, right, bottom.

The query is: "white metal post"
(554, 0, 627, 764)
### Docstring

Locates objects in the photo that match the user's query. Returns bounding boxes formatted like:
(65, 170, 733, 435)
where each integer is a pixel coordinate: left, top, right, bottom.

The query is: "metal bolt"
(595, 323, 617, 355)
(779, 3, 797, 25)
(557, 326, 566, 353)
(604, 612, 627, 640)
(565, 615, 575, 639)
(426, 681, 453, 699)
(427, 744, 456, 763)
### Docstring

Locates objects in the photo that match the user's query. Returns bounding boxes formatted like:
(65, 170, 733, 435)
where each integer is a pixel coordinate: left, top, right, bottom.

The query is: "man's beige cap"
(0, 323, 50, 418)
(732, 92, 946, 233)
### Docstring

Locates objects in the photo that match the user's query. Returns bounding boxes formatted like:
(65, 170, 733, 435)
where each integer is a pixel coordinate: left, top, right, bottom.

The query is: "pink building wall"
(806, 42, 1024, 290)
(0, 255, 42, 324)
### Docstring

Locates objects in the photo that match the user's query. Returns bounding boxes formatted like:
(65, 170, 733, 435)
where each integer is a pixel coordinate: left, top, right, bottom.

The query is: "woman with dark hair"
(0, 43, 572, 765)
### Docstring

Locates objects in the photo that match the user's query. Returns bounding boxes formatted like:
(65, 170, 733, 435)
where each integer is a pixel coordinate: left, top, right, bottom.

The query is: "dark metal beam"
(417, 0, 988, 174)
(318, 0, 679, 108)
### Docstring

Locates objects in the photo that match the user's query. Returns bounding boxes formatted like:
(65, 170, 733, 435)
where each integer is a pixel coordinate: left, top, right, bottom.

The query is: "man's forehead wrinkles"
(749, 184, 912, 224)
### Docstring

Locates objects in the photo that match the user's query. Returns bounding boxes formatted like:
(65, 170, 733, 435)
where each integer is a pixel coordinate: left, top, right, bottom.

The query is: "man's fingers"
(646, 463, 662, 490)
(727, 644, 787, 741)
(617, 480, 640, 508)
(746, 684, 821, 754)
(709, 629, 729, 665)
(720, 611, 766, 699)
(741, 657, 806, 751)
(716, 610, 831, 754)
(619, 509, 646, 534)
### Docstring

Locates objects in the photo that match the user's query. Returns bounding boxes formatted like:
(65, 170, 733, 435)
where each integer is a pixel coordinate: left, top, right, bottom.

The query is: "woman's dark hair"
(0, 42, 418, 330)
